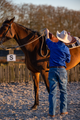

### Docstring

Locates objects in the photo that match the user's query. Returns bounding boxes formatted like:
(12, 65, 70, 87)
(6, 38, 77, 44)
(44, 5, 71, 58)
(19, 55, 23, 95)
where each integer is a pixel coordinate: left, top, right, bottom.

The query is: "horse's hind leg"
(31, 72, 40, 110)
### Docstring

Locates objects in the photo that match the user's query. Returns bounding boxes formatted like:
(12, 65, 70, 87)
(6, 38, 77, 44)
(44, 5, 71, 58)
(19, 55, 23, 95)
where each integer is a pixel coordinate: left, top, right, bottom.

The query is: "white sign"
(7, 54, 16, 61)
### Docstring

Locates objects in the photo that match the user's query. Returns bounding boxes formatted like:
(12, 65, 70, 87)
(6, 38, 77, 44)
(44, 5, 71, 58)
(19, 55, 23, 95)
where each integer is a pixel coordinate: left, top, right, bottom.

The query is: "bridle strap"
(0, 23, 12, 45)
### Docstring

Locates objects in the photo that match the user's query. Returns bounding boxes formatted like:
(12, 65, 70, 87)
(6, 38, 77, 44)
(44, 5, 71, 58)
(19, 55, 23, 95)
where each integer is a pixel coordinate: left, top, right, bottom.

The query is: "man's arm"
(65, 48, 71, 63)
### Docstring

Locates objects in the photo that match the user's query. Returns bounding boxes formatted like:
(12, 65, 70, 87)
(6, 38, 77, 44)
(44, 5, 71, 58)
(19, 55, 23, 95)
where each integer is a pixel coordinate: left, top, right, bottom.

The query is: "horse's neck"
(13, 23, 34, 46)
(14, 23, 29, 39)
(13, 23, 40, 52)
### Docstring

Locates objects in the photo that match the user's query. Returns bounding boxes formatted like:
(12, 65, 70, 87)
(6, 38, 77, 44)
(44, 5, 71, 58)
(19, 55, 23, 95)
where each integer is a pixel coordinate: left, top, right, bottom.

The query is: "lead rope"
(0, 29, 46, 50)
(40, 36, 49, 57)
(39, 28, 49, 57)
(0, 33, 43, 50)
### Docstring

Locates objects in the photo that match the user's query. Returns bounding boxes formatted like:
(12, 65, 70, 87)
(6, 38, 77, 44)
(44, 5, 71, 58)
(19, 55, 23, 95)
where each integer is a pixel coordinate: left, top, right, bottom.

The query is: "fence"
(67, 64, 80, 82)
(0, 49, 80, 83)
(0, 62, 80, 83)
(0, 62, 30, 83)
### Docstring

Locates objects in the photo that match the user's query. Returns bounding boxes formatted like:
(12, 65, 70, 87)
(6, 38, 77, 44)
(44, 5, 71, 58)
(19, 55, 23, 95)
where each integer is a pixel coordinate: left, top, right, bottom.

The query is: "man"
(45, 29, 71, 117)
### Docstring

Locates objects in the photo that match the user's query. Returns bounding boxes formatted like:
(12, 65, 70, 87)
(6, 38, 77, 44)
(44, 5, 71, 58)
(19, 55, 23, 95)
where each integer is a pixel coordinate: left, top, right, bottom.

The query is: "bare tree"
(0, 1, 80, 37)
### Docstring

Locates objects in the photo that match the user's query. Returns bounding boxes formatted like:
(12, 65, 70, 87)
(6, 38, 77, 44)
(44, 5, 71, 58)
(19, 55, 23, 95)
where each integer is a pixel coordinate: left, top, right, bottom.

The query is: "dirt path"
(0, 81, 80, 120)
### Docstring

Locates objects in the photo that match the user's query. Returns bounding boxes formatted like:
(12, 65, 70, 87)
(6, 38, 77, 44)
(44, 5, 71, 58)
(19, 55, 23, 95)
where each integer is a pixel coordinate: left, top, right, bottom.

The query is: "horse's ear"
(5, 18, 8, 21)
(9, 17, 15, 24)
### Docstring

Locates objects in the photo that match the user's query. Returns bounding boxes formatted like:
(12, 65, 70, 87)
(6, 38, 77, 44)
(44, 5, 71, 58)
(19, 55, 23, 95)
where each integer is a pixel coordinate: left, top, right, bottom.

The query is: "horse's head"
(0, 17, 15, 44)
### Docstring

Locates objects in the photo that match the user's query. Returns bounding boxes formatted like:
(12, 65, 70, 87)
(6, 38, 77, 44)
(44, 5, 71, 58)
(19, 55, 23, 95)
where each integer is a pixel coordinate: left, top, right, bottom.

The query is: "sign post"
(7, 49, 16, 62)
(7, 50, 16, 82)
(7, 54, 16, 62)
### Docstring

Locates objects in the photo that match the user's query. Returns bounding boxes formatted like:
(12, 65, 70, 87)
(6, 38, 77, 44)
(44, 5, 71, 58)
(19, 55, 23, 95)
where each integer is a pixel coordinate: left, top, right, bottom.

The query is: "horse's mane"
(3, 19, 41, 36)
(15, 22, 41, 36)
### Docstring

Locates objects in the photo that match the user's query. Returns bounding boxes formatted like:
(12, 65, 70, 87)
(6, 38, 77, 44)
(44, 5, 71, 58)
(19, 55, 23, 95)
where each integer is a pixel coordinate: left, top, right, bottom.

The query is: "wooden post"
(69, 67, 75, 82)
(0, 65, 3, 82)
(5, 64, 9, 83)
(22, 64, 25, 82)
(14, 63, 19, 82)
(25, 66, 30, 82)
(67, 70, 70, 82)
(77, 64, 80, 81)
(8, 50, 15, 83)
(75, 65, 79, 82)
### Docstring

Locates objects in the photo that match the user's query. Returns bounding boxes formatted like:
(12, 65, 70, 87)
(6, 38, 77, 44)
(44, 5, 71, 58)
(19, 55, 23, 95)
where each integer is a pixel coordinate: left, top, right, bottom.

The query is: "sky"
(11, 0, 80, 11)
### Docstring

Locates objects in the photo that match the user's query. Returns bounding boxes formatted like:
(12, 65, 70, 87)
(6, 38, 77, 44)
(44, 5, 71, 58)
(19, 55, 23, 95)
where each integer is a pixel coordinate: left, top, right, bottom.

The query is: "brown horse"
(0, 17, 80, 109)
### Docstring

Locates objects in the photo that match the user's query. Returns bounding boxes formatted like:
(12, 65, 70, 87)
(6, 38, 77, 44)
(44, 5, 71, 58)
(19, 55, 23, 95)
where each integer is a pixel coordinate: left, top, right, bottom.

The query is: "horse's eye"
(4, 28, 6, 30)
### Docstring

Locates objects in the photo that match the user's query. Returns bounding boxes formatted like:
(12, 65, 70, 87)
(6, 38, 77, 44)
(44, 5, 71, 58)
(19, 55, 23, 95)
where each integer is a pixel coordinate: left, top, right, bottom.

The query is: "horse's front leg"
(31, 72, 40, 110)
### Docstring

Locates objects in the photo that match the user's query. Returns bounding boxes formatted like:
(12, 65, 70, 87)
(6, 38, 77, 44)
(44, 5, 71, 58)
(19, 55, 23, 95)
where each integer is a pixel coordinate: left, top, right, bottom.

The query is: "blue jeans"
(48, 68, 68, 115)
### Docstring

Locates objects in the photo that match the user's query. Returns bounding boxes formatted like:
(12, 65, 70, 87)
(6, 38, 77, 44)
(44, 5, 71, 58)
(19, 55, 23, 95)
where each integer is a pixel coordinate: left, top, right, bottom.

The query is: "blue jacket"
(46, 39, 71, 68)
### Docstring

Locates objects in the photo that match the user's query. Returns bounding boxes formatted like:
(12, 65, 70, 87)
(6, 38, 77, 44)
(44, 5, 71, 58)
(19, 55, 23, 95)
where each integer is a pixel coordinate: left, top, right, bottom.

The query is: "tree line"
(0, 0, 80, 38)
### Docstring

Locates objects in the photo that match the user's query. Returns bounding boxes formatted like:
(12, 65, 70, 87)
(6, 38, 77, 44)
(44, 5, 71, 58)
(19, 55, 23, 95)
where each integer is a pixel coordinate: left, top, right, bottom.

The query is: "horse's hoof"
(31, 105, 38, 110)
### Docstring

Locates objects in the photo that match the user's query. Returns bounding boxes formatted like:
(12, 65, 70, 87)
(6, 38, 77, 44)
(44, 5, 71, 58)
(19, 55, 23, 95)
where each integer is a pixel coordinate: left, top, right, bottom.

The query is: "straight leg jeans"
(48, 68, 67, 115)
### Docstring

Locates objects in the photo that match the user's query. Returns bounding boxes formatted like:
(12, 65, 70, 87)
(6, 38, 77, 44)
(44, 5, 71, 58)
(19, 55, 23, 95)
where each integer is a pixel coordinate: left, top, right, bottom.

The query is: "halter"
(0, 24, 12, 44)
(0, 23, 12, 50)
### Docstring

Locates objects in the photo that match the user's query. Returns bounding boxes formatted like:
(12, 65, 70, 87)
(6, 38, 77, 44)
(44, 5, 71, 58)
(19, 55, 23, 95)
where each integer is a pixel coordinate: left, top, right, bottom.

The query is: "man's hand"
(45, 28, 49, 40)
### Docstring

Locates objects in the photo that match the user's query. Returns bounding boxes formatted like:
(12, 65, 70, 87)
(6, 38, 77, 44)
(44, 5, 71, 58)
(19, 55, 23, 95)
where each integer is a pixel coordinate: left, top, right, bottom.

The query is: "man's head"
(49, 32, 59, 42)
(56, 30, 72, 43)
